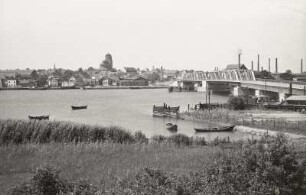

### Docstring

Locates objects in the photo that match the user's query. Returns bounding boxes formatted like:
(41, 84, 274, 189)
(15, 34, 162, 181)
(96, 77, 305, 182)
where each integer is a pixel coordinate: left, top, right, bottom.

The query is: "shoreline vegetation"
(0, 120, 306, 194)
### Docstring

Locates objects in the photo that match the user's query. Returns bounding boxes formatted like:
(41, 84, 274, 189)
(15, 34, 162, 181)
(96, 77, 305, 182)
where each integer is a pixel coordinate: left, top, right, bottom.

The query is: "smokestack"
(261, 67, 263, 71)
(238, 53, 241, 69)
(275, 58, 278, 73)
(257, 54, 260, 72)
(251, 61, 254, 71)
(301, 58, 303, 73)
(268, 58, 271, 72)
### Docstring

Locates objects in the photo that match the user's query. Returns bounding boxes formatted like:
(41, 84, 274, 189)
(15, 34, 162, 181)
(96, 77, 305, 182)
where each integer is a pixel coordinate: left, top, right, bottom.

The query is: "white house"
(7, 79, 17, 87)
(48, 76, 60, 87)
(61, 76, 76, 87)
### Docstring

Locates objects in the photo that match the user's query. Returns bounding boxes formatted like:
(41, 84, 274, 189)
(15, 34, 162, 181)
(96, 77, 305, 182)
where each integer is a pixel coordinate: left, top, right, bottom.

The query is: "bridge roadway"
(179, 70, 306, 96)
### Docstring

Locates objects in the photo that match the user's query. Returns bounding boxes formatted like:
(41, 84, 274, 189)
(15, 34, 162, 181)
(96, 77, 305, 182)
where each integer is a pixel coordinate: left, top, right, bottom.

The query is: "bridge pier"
(278, 92, 286, 102)
(197, 81, 207, 92)
(233, 86, 245, 96)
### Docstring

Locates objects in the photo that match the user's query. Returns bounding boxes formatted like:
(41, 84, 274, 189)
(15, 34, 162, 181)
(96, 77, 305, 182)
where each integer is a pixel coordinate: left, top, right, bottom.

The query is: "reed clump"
(0, 120, 211, 147)
(0, 119, 136, 145)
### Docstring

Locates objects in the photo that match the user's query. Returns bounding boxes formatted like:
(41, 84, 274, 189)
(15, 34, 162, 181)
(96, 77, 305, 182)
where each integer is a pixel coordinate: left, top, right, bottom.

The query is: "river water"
(0, 89, 253, 140)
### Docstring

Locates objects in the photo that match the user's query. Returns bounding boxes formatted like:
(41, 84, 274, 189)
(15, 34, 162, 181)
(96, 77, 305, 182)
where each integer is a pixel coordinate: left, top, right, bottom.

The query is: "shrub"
(10, 165, 99, 195)
(109, 134, 306, 194)
(151, 135, 167, 143)
(68, 179, 99, 195)
(193, 137, 207, 146)
(167, 134, 192, 146)
(228, 96, 245, 110)
(10, 164, 67, 195)
(134, 131, 148, 143)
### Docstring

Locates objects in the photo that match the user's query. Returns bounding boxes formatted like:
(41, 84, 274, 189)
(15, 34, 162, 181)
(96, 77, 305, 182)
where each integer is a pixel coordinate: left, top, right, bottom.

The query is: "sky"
(0, 0, 305, 73)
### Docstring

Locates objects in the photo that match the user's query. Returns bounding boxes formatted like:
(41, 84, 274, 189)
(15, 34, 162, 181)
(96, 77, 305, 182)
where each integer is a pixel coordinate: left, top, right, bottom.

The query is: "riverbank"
(0, 85, 168, 91)
(181, 108, 306, 136)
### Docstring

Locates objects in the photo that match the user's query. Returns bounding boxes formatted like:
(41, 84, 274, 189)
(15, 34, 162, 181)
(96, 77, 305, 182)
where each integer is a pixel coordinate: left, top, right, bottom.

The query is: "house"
(124, 67, 138, 76)
(100, 75, 119, 86)
(293, 73, 306, 82)
(61, 76, 76, 87)
(119, 76, 149, 86)
(5, 76, 17, 88)
(48, 76, 60, 87)
(284, 95, 306, 105)
(225, 64, 247, 70)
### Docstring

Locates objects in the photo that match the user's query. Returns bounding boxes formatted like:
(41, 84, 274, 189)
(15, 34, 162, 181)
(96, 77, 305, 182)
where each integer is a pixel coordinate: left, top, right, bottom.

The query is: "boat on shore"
(166, 123, 177, 131)
(194, 125, 235, 133)
(71, 105, 88, 110)
(28, 115, 49, 120)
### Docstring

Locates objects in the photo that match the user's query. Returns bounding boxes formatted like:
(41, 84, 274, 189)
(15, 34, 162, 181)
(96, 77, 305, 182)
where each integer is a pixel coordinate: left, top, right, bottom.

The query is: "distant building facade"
(119, 76, 149, 86)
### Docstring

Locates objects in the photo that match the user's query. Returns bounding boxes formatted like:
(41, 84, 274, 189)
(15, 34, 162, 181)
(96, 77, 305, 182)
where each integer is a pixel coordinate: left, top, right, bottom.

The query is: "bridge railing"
(181, 69, 256, 81)
(252, 79, 306, 90)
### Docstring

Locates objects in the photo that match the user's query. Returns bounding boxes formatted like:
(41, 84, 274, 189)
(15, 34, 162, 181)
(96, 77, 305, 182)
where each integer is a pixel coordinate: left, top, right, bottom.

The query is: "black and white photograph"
(0, 0, 306, 194)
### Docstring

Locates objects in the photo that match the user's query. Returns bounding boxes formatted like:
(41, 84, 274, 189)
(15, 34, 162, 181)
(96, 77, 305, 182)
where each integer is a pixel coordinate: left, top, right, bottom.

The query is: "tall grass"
(0, 120, 211, 147)
(6, 134, 306, 195)
(0, 120, 136, 145)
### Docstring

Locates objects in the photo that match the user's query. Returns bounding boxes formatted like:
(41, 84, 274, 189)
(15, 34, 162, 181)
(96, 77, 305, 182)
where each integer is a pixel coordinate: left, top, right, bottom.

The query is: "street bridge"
(176, 69, 306, 101)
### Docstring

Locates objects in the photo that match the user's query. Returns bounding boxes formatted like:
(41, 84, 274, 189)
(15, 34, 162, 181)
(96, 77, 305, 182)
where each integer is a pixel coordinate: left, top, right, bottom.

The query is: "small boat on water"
(166, 123, 177, 131)
(194, 125, 235, 133)
(71, 105, 88, 110)
(28, 115, 49, 120)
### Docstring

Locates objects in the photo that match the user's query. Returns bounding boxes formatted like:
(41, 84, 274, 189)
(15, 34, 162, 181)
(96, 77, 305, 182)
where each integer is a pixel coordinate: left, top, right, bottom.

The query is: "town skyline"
(1, 0, 305, 73)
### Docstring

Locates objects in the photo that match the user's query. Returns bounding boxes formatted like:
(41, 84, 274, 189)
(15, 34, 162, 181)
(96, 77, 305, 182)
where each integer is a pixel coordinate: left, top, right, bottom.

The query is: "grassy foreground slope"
(0, 120, 305, 194)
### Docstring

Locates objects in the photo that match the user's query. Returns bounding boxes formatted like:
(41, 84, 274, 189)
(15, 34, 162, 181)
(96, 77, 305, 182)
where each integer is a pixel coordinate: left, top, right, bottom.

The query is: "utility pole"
(251, 61, 254, 71)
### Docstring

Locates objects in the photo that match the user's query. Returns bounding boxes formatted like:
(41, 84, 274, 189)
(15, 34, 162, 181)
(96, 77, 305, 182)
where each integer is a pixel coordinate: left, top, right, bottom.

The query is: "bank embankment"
(181, 108, 306, 136)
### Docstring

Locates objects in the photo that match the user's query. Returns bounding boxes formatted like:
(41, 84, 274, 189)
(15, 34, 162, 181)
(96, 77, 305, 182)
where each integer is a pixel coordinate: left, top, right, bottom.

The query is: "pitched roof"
(102, 75, 119, 81)
(120, 75, 148, 80)
(225, 64, 247, 70)
(124, 67, 137, 73)
(285, 95, 306, 101)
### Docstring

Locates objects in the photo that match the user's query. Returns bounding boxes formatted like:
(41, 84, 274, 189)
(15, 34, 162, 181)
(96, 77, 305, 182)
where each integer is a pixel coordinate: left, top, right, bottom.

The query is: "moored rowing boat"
(194, 125, 235, 133)
(28, 115, 49, 120)
(71, 105, 87, 110)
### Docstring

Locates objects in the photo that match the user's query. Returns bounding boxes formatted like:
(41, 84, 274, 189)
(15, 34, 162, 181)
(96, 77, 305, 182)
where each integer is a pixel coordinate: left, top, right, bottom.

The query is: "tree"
(62, 70, 74, 80)
(147, 72, 160, 83)
(285, 69, 292, 74)
(37, 75, 48, 87)
(280, 72, 293, 80)
(228, 96, 245, 110)
(255, 70, 274, 79)
(87, 66, 95, 71)
(30, 70, 39, 80)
